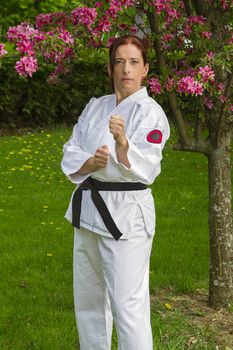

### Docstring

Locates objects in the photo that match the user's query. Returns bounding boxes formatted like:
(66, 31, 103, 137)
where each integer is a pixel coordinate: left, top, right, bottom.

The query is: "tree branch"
(123, 9, 148, 37)
(167, 92, 191, 146)
(173, 139, 212, 155)
(146, 10, 190, 147)
(193, 107, 203, 142)
(147, 11, 166, 74)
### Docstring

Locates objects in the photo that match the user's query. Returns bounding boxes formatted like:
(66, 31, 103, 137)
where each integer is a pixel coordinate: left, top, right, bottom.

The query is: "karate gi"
(61, 87, 170, 350)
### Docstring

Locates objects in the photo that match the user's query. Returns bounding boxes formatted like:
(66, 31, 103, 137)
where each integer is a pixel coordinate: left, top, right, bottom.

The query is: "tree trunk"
(208, 145, 233, 307)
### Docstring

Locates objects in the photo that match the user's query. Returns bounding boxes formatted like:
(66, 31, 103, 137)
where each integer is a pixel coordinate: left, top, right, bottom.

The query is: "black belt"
(72, 177, 147, 241)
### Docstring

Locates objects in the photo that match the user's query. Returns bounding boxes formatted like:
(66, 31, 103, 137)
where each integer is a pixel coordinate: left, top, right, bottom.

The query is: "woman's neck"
(115, 87, 143, 105)
(115, 91, 129, 105)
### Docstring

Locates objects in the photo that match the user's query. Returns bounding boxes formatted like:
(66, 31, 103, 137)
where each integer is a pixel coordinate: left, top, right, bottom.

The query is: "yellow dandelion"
(164, 303, 172, 310)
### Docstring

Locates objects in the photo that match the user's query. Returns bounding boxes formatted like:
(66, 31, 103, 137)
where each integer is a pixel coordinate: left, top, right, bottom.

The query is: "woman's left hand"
(109, 114, 127, 149)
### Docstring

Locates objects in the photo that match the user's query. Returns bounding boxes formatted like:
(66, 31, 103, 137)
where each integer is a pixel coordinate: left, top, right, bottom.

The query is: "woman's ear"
(142, 63, 149, 78)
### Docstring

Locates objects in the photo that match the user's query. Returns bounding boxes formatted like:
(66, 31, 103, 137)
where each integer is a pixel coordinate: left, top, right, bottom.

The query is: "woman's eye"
(114, 60, 123, 64)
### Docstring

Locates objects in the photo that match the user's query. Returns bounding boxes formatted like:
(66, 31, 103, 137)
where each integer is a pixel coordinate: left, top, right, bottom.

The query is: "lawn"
(0, 127, 232, 350)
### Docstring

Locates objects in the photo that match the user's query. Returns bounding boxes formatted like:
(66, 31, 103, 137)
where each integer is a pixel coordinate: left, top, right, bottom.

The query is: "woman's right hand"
(77, 145, 109, 175)
(92, 145, 109, 169)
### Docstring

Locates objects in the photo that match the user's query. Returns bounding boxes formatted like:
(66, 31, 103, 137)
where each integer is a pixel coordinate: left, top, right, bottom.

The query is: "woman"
(61, 35, 170, 350)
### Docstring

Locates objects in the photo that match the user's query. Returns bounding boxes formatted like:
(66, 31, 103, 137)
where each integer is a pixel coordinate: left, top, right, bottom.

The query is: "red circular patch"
(146, 129, 163, 144)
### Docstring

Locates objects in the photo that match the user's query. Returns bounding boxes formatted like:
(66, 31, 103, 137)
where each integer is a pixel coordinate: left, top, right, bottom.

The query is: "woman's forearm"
(76, 156, 97, 175)
(75, 145, 110, 175)
(116, 140, 131, 169)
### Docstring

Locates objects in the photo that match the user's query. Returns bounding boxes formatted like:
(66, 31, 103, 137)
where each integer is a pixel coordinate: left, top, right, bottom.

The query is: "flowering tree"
(0, 0, 232, 307)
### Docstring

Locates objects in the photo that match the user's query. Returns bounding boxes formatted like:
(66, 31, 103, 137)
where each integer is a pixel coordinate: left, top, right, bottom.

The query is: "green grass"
(150, 147, 209, 293)
(0, 127, 230, 349)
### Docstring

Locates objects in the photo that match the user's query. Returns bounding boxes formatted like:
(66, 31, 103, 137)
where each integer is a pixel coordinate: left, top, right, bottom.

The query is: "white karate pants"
(73, 219, 154, 350)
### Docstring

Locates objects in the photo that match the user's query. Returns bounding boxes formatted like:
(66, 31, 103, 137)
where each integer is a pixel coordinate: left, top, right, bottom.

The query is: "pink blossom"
(201, 31, 212, 39)
(130, 26, 138, 34)
(7, 23, 38, 42)
(161, 33, 174, 49)
(177, 76, 204, 96)
(229, 105, 233, 112)
(107, 1, 122, 18)
(39, 31, 74, 63)
(148, 77, 162, 95)
(106, 7, 119, 18)
(176, 66, 196, 78)
(167, 9, 180, 20)
(228, 34, 233, 44)
(58, 29, 74, 44)
(95, 2, 103, 8)
(207, 51, 214, 60)
(204, 96, 213, 109)
(47, 65, 64, 85)
(187, 15, 206, 25)
(118, 24, 128, 31)
(0, 43, 8, 57)
(87, 37, 102, 48)
(220, 0, 229, 10)
(96, 17, 112, 32)
(150, 0, 172, 14)
(16, 40, 35, 56)
(71, 7, 97, 29)
(163, 33, 174, 42)
(165, 77, 176, 91)
(219, 95, 227, 103)
(198, 65, 215, 82)
(121, 0, 135, 6)
(106, 37, 116, 48)
(47, 72, 61, 85)
(184, 25, 192, 37)
(43, 44, 74, 64)
(177, 35, 185, 48)
(34, 33, 45, 41)
(217, 83, 225, 93)
(165, 9, 181, 26)
(35, 12, 67, 30)
(110, 0, 134, 8)
(15, 56, 38, 77)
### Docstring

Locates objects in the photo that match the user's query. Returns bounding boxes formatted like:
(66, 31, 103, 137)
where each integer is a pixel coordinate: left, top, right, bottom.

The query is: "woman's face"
(109, 43, 149, 98)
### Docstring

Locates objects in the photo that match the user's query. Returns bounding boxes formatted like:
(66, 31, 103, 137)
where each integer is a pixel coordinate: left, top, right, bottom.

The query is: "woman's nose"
(123, 61, 130, 74)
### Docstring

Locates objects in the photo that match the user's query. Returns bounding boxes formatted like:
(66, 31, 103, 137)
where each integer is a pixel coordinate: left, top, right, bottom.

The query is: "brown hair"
(109, 35, 148, 75)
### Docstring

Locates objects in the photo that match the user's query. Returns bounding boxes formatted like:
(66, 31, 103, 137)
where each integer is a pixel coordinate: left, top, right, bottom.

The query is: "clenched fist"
(93, 144, 109, 169)
(109, 114, 127, 149)
(76, 145, 109, 175)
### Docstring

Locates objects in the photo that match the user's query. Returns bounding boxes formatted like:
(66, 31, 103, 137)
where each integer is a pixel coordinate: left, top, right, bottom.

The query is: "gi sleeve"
(112, 104, 170, 184)
(61, 98, 96, 184)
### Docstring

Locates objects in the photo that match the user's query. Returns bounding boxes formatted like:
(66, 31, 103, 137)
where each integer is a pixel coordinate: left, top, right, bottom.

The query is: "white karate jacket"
(61, 87, 170, 239)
